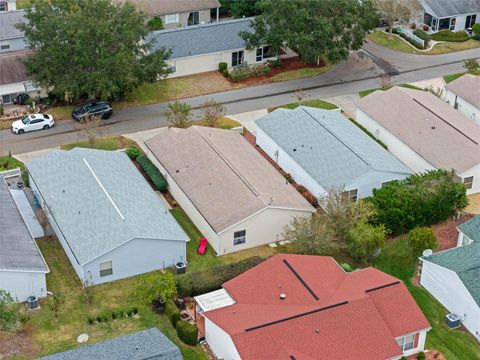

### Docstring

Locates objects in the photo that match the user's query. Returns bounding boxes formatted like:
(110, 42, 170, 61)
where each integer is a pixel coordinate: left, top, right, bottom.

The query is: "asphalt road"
(1, 41, 479, 156)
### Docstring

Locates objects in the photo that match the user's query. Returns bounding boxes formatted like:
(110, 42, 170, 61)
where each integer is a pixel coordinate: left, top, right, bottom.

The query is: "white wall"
(347, 169, 410, 199)
(0, 271, 47, 302)
(445, 90, 480, 126)
(218, 207, 313, 255)
(460, 164, 480, 195)
(457, 230, 474, 247)
(421, 260, 480, 340)
(205, 317, 241, 360)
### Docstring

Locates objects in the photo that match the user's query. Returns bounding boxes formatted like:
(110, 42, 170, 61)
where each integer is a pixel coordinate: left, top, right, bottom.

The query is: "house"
(255, 107, 411, 201)
(38, 328, 183, 360)
(26, 148, 188, 286)
(420, 243, 480, 341)
(0, 9, 26, 53)
(0, 0, 16, 12)
(146, 18, 291, 77)
(144, 126, 315, 255)
(355, 87, 480, 195)
(420, 0, 480, 32)
(194, 254, 430, 360)
(457, 215, 480, 247)
(445, 74, 480, 125)
(0, 174, 49, 302)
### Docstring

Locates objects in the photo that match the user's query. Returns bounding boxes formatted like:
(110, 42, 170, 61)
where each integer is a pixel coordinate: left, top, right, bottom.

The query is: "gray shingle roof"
(458, 215, 480, 243)
(0, 50, 32, 86)
(446, 74, 480, 109)
(38, 328, 183, 360)
(146, 18, 252, 59)
(422, 243, 480, 307)
(0, 10, 25, 41)
(255, 107, 411, 190)
(423, 0, 480, 18)
(27, 148, 188, 265)
(145, 126, 315, 233)
(0, 177, 48, 272)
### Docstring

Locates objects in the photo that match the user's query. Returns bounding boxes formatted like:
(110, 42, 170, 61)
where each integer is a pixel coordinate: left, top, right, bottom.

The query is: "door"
(466, 15, 477, 29)
(231, 51, 244, 67)
(432, 17, 438, 32)
(28, 118, 44, 131)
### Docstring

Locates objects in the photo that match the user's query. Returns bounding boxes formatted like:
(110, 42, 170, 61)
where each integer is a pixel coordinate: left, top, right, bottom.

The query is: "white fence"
(396, 26, 425, 48)
(0, 168, 21, 179)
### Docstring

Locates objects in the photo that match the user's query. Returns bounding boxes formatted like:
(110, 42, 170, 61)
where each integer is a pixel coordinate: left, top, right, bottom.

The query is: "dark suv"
(72, 101, 113, 121)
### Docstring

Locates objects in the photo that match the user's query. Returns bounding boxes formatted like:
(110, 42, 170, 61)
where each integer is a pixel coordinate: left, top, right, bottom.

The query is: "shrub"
(176, 321, 198, 345)
(87, 317, 94, 325)
(126, 309, 133, 316)
(473, 23, 480, 35)
(111, 311, 117, 320)
(229, 64, 271, 81)
(432, 30, 469, 42)
(417, 352, 425, 360)
(396, 30, 423, 49)
(136, 272, 177, 304)
(218, 62, 228, 72)
(295, 185, 307, 194)
(132, 307, 138, 315)
(267, 59, 282, 68)
(408, 227, 437, 256)
(125, 146, 141, 159)
(147, 16, 164, 31)
(302, 191, 318, 208)
(21, 170, 30, 188)
(136, 154, 168, 192)
(165, 299, 181, 327)
(96, 315, 102, 323)
(367, 170, 467, 235)
(464, 58, 480, 72)
(222, 69, 229, 77)
(284, 173, 294, 183)
(413, 29, 431, 41)
(341, 263, 353, 272)
(347, 222, 387, 263)
(175, 275, 194, 297)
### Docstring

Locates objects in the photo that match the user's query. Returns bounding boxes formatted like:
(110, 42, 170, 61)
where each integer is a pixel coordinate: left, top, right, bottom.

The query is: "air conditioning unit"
(445, 313, 461, 329)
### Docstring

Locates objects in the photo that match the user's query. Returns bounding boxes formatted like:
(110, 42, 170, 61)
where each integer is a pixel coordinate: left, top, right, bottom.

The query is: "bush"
(222, 69, 229, 77)
(408, 227, 437, 256)
(87, 317, 94, 324)
(367, 170, 467, 235)
(136, 154, 168, 192)
(267, 59, 282, 68)
(302, 191, 319, 208)
(347, 222, 387, 263)
(473, 23, 480, 35)
(21, 170, 29, 188)
(396, 30, 423, 49)
(413, 29, 431, 41)
(229, 64, 271, 82)
(341, 263, 353, 272)
(284, 173, 294, 183)
(218, 62, 228, 72)
(175, 256, 264, 296)
(111, 311, 117, 320)
(432, 30, 469, 42)
(165, 299, 181, 327)
(125, 146, 141, 159)
(96, 315, 102, 323)
(176, 321, 198, 345)
(296, 185, 307, 194)
(147, 16, 164, 31)
(417, 352, 425, 360)
(464, 58, 480, 72)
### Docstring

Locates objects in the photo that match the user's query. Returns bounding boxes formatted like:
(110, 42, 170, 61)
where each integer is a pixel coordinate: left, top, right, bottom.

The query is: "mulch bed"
(0, 328, 40, 359)
(431, 213, 474, 252)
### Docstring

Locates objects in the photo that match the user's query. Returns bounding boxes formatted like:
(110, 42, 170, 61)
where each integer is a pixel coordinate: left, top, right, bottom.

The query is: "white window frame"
(256, 46, 272, 62)
(188, 11, 200, 26)
(99, 260, 113, 277)
(396, 333, 416, 352)
(0, 2, 7, 12)
(463, 176, 474, 190)
(231, 50, 244, 67)
(0, 40, 10, 50)
(165, 13, 179, 24)
(233, 230, 246, 246)
(343, 189, 358, 202)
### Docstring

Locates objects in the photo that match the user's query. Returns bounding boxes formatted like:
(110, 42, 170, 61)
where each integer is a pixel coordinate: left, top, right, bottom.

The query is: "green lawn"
(359, 83, 423, 98)
(49, 106, 75, 121)
(268, 98, 338, 113)
(193, 116, 241, 130)
(61, 136, 135, 151)
(0, 156, 24, 171)
(15, 0, 32, 9)
(443, 70, 480, 84)
(374, 237, 480, 359)
(269, 65, 332, 82)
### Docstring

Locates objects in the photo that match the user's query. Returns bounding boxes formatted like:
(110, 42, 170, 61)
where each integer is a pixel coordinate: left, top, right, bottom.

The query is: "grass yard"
(48, 105, 75, 120)
(359, 83, 423, 98)
(443, 70, 480, 83)
(374, 236, 480, 359)
(0, 156, 24, 171)
(193, 116, 241, 130)
(269, 65, 332, 82)
(15, 0, 32, 9)
(60, 136, 135, 151)
(268, 98, 338, 112)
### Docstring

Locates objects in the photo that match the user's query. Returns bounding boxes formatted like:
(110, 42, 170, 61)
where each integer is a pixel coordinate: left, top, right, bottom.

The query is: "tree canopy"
(240, 0, 378, 64)
(18, 0, 171, 101)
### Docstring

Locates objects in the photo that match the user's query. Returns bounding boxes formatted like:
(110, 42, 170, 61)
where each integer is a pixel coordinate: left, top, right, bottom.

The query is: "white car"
(12, 113, 55, 134)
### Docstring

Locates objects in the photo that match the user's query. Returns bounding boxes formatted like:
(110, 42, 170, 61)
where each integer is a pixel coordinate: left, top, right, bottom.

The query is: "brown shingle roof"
(118, 0, 220, 16)
(355, 87, 480, 173)
(0, 50, 32, 86)
(446, 74, 480, 110)
(145, 126, 315, 233)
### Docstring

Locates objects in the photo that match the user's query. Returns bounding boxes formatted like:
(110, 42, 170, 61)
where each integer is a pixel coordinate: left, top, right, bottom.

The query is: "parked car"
(12, 113, 55, 134)
(13, 93, 30, 105)
(72, 101, 113, 121)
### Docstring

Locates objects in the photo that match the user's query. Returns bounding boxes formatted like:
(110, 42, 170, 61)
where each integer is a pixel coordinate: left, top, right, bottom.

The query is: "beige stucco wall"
(162, 9, 212, 29)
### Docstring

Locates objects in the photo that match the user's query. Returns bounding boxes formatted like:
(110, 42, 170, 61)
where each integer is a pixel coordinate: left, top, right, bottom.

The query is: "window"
(188, 11, 199, 26)
(0, 2, 7, 12)
(256, 46, 272, 62)
(450, 18, 456, 31)
(463, 176, 474, 190)
(396, 333, 416, 352)
(233, 230, 246, 245)
(99, 260, 113, 277)
(0, 41, 10, 50)
(342, 189, 358, 202)
(165, 13, 179, 24)
(231, 51, 244, 67)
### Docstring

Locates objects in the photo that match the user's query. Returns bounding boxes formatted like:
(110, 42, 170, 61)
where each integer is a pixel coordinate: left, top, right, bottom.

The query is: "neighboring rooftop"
(0, 9, 25, 41)
(422, 243, 480, 307)
(115, 0, 220, 16)
(145, 126, 314, 233)
(423, 0, 480, 18)
(27, 148, 188, 265)
(355, 87, 480, 173)
(146, 17, 252, 59)
(446, 74, 480, 110)
(256, 106, 411, 189)
(201, 254, 430, 360)
(0, 50, 32, 86)
(459, 215, 480, 243)
(0, 176, 48, 273)
(38, 328, 183, 360)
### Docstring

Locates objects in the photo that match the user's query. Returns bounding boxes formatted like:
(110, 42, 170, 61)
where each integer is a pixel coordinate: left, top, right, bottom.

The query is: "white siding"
(205, 317, 241, 360)
(459, 164, 480, 195)
(445, 89, 480, 126)
(0, 271, 47, 302)
(421, 261, 480, 340)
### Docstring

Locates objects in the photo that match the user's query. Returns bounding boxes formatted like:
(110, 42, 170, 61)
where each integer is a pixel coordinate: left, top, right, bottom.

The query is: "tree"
(374, 0, 421, 35)
(407, 227, 437, 257)
(73, 115, 104, 148)
(347, 222, 387, 263)
(167, 101, 192, 128)
(219, 0, 263, 17)
(136, 273, 177, 304)
(293, 89, 309, 105)
(147, 16, 164, 31)
(200, 99, 226, 128)
(18, 0, 172, 101)
(240, 0, 378, 64)
(464, 58, 480, 72)
(47, 290, 65, 319)
(0, 290, 19, 332)
(377, 73, 392, 90)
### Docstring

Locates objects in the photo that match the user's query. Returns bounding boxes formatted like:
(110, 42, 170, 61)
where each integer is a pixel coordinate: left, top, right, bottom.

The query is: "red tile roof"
(203, 254, 430, 360)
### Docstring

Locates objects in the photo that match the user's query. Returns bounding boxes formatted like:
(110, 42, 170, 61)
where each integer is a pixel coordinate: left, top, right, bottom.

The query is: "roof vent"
(135, 346, 139, 351)
(315, 328, 320, 334)
(280, 293, 286, 300)
(431, 126, 436, 130)
(422, 249, 433, 257)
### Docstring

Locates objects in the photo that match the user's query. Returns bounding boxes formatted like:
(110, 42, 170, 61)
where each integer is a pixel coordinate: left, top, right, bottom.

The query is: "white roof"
(195, 288, 235, 312)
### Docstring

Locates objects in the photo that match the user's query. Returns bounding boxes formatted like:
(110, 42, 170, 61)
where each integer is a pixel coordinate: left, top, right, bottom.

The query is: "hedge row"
(136, 154, 168, 192)
(165, 299, 181, 327)
(413, 29, 431, 41)
(229, 64, 271, 82)
(87, 308, 138, 324)
(176, 256, 264, 297)
(176, 320, 198, 345)
(391, 28, 424, 49)
(432, 30, 469, 42)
